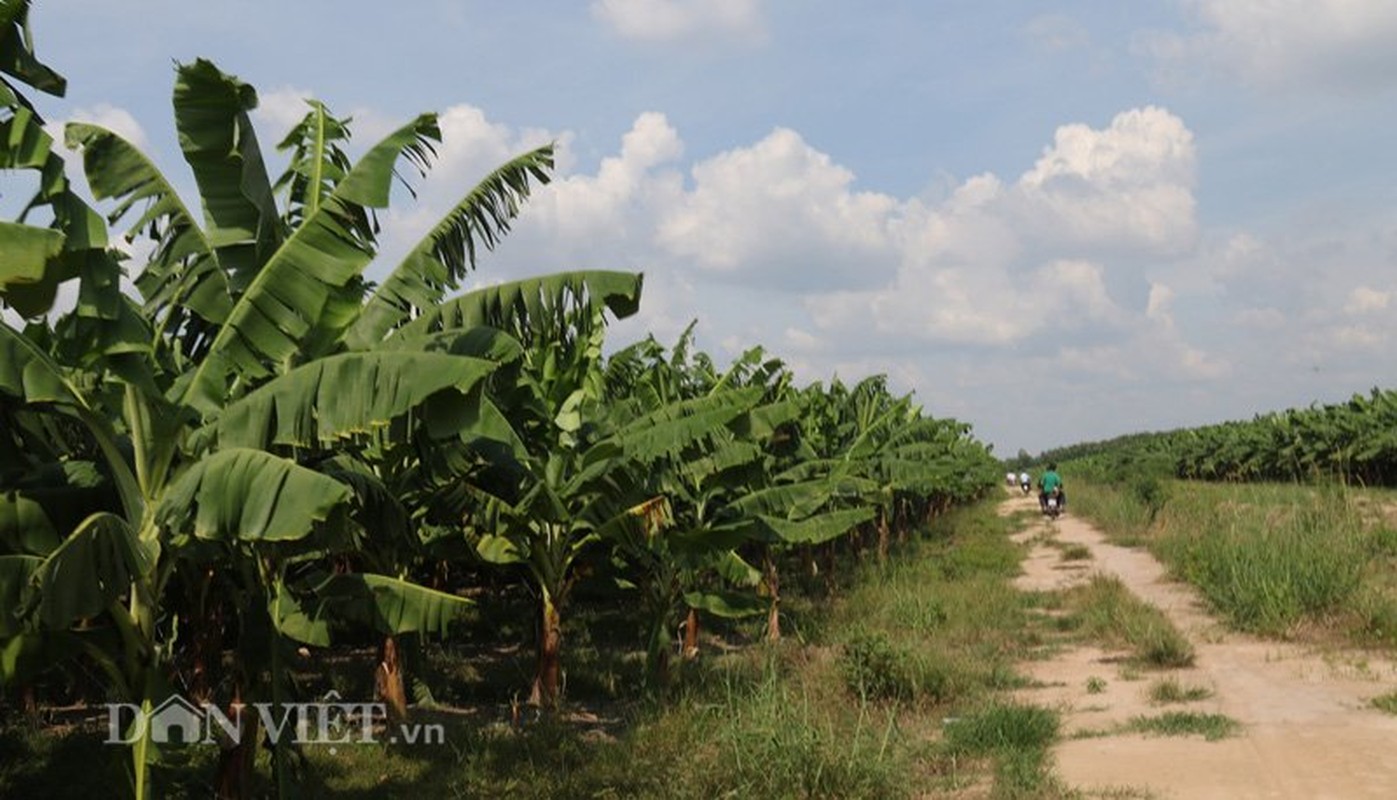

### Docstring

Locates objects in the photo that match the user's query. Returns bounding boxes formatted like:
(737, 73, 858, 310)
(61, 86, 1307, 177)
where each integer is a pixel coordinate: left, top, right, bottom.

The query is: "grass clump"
(1370, 690, 1397, 715)
(1066, 482, 1156, 547)
(941, 703, 1061, 795)
(691, 664, 911, 799)
(1147, 677, 1213, 704)
(1123, 711, 1240, 741)
(1059, 543, 1093, 561)
(1066, 575, 1195, 668)
(943, 703, 1058, 753)
(839, 630, 923, 702)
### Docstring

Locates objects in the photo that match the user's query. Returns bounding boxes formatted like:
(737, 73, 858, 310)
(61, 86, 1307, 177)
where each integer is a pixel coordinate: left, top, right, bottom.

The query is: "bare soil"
(1004, 492, 1397, 799)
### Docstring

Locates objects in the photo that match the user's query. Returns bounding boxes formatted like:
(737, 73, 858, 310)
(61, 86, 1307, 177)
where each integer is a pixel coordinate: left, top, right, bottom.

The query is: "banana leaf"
(157, 449, 351, 542)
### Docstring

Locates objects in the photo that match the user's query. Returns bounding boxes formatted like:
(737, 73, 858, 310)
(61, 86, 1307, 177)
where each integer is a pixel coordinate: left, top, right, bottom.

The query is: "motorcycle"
(1042, 488, 1063, 519)
(1019, 478, 1032, 495)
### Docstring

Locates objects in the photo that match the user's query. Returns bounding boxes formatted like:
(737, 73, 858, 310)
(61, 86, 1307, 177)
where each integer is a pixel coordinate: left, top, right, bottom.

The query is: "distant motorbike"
(1019, 480, 1032, 495)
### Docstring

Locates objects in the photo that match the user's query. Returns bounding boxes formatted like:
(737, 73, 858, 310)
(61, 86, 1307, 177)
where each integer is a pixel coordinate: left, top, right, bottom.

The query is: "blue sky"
(21, 0, 1397, 454)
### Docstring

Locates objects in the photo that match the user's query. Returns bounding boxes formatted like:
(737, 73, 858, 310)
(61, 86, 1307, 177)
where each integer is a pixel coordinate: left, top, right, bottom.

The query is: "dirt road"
(1005, 492, 1397, 799)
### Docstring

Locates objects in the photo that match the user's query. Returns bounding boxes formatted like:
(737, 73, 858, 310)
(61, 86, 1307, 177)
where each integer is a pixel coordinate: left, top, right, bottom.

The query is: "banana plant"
(614, 346, 876, 644)
(0, 54, 570, 797)
(436, 280, 793, 708)
(0, 0, 101, 320)
(601, 334, 798, 682)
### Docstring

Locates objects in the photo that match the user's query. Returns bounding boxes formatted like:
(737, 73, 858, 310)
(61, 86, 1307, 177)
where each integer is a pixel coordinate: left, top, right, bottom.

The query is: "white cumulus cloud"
(511, 111, 681, 263)
(1145, 0, 1397, 91)
(252, 86, 315, 143)
(591, 0, 765, 44)
(1011, 106, 1197, 254)
(63, 103, 148, 150)
(290, 99, 1242, 411)
(1344, 286, 1391, 314)
(657, 127, 901, 288)
(803, 107, 1197, 348)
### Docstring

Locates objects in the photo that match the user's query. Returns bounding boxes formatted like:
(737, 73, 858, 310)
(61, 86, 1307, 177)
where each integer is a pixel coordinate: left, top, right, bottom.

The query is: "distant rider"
(1018, 471, 1031, 493)
(1038, 463, 1065, 512)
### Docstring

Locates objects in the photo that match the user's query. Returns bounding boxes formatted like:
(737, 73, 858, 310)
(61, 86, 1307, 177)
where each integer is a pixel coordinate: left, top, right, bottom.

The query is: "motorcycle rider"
(1038, 463, 1065, 513)
(1018, 470, 1031, 494)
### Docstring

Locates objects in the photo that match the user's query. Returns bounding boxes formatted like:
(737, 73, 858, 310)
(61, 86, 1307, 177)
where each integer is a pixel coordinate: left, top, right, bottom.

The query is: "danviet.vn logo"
(104, 691, 445, 751)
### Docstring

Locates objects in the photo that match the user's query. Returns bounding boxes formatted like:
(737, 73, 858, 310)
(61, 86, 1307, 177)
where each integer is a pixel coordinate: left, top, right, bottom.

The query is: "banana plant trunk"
(764, 553, 781, 641)
(822, 542, 839, 595)
(682, 607, 700, 660)
(876, 508, 890, 562)
(123, 584, 159, 800)
(215, 680, 258, 800)
(189, 568, 221, 705)
(528, 591, 563, 708)
(376, 634, 409, 722)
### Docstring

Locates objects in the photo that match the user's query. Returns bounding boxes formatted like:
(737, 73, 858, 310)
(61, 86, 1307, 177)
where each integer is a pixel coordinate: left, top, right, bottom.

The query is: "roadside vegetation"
(1066, 478, 1397, 646)
(2, 500, 1072, 799)
(1029, 414, 1397, 650)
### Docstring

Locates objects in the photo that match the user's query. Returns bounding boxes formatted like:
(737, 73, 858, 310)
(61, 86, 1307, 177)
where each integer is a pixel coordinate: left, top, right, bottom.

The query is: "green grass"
(1147, 677, 1213, 704)
(1122, 711, 1240, 741)
(1061, 575, 1195, 668)
(665, 658, 913, 799)
(832, 504, 1039, 703)
(1069, 478, 1397, 647)
(943, 702, 1059, 753)
(1058, 543, 1093, 561)
(939, 702, 1062, 796)
(838, 630, 931, 703)
(1157, 490, 1366, 636)
(1370, 690, 1397, 715)
(1067, 482, 1157, 547)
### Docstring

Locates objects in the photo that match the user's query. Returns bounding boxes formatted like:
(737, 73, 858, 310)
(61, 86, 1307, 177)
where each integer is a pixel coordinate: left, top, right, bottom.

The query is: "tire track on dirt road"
(1005, 492, 1397, 799)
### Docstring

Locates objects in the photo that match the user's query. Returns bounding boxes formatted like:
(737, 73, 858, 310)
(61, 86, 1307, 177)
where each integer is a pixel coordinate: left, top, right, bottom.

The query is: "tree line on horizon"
(1028, 387, 1397, 486)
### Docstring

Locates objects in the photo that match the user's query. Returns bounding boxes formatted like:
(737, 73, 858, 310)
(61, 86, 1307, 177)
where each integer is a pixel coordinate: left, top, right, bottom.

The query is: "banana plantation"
(0, 5, 999, 797)
(1169, 389, 1397, 484)
(1040, 388, 1397, 487)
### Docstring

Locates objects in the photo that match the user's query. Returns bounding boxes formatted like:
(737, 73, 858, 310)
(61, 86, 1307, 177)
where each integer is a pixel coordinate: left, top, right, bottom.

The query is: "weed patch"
(1065, 575, 1194, 668)
(1370, 690, 1397, 715)
(1123, 711, 1240, 741)
(1059, 543, 1093, 561)
(1147, 677, 1213, 704)
(941, 703, 1061, 796)
(943, 703, 1059, 754)
(839, 631, 921, 702)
